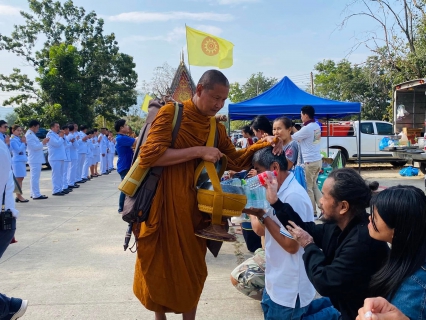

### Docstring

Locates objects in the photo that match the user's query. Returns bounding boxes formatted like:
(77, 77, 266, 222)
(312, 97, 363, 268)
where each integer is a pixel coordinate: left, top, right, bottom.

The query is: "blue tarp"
(228, 76, 361, 120)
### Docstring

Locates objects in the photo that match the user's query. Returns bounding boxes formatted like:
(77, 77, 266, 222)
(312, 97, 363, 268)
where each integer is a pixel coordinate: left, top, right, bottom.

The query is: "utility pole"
(310, 72, 314, 95)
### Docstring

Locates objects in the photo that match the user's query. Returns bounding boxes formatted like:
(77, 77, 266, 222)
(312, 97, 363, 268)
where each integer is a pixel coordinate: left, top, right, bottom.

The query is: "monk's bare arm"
(152, 146, 223, 167)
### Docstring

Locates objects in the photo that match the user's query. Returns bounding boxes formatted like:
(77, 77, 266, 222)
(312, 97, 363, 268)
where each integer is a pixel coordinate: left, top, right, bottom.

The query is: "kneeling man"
(245, 147, 315, 319)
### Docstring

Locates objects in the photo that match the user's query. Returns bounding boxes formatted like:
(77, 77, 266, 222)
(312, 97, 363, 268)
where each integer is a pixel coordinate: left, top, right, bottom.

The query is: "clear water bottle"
(220, 178, 242, 187)
(244, 171, 277, 190)
(243, 182, 270, 209)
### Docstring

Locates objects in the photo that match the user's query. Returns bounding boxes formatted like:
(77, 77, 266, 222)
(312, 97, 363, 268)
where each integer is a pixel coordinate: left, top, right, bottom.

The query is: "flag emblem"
(202, 37, 219, 56)
(186, 25, 233, 69)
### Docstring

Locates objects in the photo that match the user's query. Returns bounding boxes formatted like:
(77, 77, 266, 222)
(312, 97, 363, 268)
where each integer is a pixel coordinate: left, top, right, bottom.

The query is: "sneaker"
(6, 298, 28, 320)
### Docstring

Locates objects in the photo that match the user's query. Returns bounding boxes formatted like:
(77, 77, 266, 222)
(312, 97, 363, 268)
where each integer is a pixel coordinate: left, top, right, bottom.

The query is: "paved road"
(1, 162, 261, 320)
(1, 162, 423, 319)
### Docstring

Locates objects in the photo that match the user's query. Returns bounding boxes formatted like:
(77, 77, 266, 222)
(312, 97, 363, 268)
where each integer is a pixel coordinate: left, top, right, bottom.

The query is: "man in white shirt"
(76, 125, 89, 183)
(67, 124, 80, 189)
(46, 122, 66, 195)
(107, 135, 115, 172)
(99, 128, 109, 175)
(61, 125, 73, 194)
(246, 146, 315, 319)
(25, 120, 49, 200)
(292, 105, 322, 216)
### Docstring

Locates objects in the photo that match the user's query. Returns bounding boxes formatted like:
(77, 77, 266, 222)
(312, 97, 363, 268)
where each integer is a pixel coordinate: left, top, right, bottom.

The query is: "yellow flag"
(186, 26, 234, 69)
(141, 94, 153, 112)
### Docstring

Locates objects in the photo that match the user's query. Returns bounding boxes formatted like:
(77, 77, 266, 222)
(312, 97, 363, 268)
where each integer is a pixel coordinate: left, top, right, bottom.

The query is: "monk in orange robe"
(133, 70, 281, 320)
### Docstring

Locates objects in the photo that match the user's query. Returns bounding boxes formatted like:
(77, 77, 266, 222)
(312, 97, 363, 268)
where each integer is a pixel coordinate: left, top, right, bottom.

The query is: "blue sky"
(0, 0, 379, 109)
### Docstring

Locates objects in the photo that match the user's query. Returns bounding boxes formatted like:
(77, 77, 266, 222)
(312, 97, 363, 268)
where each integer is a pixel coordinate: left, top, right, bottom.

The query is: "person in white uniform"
(47, 122, 66, 196)
(76, 125, 89, 183)
(25, 120, 49, 200)
(9, 124, 29, 203)
(99, 128, 109, 175)
(107, 135, 115, 172)
(85, 130, 94, 179)
(61, 125, 73, 194)
(82, 129, 93, 180)
(67, 124, 79, 189)
(92, 128, 100, 177)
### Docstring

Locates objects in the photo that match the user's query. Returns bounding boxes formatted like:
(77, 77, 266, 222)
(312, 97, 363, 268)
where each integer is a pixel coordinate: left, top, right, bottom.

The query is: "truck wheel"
(390, 161, 407, 167)
(420, 163, 426, 174)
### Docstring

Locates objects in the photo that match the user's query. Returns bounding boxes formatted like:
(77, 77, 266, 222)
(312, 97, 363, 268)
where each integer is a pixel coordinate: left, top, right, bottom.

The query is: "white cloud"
(108, 11, 233, 23)
(194, 25, 223, 36)
(123, 27, 186, 43)
(0, 4, 20, 16)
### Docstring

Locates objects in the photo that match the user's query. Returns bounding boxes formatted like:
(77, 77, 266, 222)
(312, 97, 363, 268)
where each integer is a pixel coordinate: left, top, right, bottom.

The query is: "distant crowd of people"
(0, 119, 119, 201)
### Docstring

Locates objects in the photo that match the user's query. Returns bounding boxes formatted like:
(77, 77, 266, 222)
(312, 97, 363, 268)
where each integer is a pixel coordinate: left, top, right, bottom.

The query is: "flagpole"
(185, 24, 192, 76)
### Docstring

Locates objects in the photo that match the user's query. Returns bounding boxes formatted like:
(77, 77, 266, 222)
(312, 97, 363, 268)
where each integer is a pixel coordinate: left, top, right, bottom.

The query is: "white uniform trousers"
(63, 161, 70, 190)
(29, 163, 42, 198)
(100, 154, 108, 174)
(108, 153, 114, 170)
(67, 159, 77, 186)
(50, 160, 64, 194)
(77, 153, 85, 181)
(82, 154, 90, 179)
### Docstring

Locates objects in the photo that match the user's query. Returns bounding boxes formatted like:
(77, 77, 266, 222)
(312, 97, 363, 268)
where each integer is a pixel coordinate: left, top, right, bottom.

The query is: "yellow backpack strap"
(206, 116, 216, 147)
(193, 116, 228, 186)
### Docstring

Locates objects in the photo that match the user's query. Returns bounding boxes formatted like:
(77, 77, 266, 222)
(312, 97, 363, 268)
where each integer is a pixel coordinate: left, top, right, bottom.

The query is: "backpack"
(120, 99, 183, 226)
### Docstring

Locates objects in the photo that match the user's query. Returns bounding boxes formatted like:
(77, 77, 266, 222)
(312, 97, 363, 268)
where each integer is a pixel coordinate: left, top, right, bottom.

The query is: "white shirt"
(264, 172, 316, 308)
(67, 132, 79, 160)
(77, 131, 88, 154)
(47, 130, 66, 161)
(25, 130, 45, 164)
(0, 140, 18, 217)
(292, 122, 322, 163)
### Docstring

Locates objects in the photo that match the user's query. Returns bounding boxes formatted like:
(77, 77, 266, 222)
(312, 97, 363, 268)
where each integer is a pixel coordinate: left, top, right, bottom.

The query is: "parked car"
(35, 128, 48, 139)
(319, 120, 406, 167)
(26, 145, 50, 169)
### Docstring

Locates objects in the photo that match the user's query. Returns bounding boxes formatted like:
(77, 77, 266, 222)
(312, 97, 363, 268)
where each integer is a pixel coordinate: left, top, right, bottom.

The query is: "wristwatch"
(258, 211, 271, 224)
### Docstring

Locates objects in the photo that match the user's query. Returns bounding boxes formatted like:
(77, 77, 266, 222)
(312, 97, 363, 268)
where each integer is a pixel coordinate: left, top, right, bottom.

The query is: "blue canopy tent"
(228, 76, 361, 119)
(228, 76, 362, 170)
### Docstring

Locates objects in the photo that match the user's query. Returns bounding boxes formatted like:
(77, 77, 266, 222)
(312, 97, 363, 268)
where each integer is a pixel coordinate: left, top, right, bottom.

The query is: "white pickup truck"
(319, 120, 406, 166)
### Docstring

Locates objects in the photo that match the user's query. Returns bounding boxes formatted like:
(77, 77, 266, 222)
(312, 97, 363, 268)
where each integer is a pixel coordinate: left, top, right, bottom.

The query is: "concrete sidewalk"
(1, 163, 263, 319)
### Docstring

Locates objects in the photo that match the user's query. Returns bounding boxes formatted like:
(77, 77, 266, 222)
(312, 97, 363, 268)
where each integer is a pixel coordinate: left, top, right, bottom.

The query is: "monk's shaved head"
(198, 70, 229, 91)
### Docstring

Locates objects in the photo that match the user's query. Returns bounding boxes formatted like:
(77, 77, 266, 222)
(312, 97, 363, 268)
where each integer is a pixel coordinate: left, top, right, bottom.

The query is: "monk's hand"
(356, 298, 409, 320)
(201, 147, 223, 163)
(286, 221, 314, 248)
(215, 114, 227, 122)
(262, 136, 283, 155)
(243, 207, 265, 219)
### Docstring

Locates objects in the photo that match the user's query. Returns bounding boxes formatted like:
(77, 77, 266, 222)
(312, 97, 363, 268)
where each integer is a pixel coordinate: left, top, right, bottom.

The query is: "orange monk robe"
(133, 99, 271, 313)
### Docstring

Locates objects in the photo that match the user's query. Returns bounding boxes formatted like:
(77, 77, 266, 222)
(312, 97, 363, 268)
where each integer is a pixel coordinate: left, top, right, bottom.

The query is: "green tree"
(0, 0, 137, 127)
(228, 72, 277, 103)
(314, 58, 392, 120)
(5, 111, 18, 125)
(37, 43, 84, 123)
